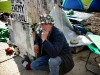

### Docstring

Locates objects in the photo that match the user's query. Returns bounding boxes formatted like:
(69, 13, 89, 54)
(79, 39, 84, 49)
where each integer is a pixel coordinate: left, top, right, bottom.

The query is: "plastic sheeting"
(12, 21, 34, 56)
(63, 25, 92, 47)
(50, 5, 92, 47)
(50, 4, 63, 31)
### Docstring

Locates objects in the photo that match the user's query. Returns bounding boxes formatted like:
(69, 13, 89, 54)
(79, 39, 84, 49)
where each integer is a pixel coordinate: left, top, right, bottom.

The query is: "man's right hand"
(34, 44, 39, 54)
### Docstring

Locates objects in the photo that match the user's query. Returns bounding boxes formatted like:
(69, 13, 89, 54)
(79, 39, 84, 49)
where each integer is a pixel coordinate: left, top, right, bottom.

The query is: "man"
(30, 14, 74, 75)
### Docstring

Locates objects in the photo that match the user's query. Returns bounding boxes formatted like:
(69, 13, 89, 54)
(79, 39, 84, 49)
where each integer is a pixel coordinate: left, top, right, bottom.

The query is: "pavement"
(0, 21, 100, 75)
(0, 42, 100, 75)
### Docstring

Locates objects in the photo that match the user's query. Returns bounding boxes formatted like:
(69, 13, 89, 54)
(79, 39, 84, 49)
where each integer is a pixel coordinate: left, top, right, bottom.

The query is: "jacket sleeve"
(34, 34, 40, 45)
(42, 33, 64, 58)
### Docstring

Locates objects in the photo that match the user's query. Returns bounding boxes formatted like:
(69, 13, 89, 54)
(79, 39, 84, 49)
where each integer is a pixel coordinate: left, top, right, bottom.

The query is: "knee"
(49, 58, 56, 64)
(30, 62, 38, 70)
(49, 57, 61, 67)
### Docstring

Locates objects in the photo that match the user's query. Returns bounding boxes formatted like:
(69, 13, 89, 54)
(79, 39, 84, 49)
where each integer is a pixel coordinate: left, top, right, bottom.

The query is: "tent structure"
(62, 0, 100, 11)
(62, 0, 84, 10)
(88, 0, 100, 11)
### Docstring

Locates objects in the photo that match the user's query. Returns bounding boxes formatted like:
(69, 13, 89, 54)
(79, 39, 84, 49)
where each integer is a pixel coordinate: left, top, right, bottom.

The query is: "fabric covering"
(88, 43, 100, 55)
(0, 28, 9, 42)
(62, 0, 100, 11)
(88, 0, 100, 11)
(62, 0, 84, 10)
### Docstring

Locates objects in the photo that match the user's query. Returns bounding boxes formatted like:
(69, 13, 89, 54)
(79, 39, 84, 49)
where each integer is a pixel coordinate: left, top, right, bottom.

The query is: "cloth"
(34, 26, 74, 74)
(0, 28, 9, 42)
(88, 43, 100, 55)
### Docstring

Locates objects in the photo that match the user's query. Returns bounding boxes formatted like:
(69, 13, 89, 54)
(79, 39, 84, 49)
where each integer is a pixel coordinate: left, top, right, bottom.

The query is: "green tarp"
(0, 28, 9, 42)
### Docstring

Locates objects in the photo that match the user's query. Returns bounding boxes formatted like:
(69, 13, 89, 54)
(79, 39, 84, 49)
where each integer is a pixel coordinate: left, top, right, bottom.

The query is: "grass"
(0, 1, 12, 13)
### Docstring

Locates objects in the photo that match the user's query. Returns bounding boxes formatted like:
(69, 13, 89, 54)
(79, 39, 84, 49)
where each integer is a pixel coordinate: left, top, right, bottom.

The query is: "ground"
(85, 12, 100, 35)
(0, 42, 100, 75)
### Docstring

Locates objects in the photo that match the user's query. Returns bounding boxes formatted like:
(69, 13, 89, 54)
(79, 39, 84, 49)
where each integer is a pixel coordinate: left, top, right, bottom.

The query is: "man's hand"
(34, 44, 39, 54)
(41, 30, 49, 41)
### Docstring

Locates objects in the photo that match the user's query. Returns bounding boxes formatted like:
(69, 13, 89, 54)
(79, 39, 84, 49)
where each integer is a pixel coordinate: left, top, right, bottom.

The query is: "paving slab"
(0, 43, 100, 75)
(66, 60, 94, 75)
(0, 56, 24, 75)
(68, 49, 100, 75)
(0, 42, 16, 63)
(13, 70, 49, 75)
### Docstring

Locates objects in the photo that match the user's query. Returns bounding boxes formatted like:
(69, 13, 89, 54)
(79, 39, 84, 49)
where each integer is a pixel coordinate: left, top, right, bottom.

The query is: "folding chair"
(85, 43, 100, 75)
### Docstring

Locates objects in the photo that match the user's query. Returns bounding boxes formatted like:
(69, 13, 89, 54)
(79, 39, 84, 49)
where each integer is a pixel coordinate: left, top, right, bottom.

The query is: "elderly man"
(30, 14, 74, 75)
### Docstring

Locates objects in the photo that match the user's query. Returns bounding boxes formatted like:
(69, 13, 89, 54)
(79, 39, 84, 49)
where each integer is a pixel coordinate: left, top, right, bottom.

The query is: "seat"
(85, 43, 100, 75)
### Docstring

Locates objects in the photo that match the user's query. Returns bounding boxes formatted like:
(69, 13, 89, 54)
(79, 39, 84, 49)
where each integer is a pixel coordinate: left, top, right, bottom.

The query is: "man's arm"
(43, 33, 64, 58)
(34, 34, 40, 45)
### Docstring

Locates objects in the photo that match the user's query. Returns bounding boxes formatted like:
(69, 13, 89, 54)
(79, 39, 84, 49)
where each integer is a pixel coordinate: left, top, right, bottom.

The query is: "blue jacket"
(34, 26, 74, 74)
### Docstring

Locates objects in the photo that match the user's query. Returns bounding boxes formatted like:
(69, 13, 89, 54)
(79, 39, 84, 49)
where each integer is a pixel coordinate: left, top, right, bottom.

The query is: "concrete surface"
(0, 42, 100, 75)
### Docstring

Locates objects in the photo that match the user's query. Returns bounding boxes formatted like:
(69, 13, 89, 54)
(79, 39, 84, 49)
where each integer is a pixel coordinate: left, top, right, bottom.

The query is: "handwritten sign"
(11, 0, 26, 22)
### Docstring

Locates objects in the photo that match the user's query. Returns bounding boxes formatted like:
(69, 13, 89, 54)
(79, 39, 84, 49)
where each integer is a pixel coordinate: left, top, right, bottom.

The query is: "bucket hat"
(39, 14, 54, 25)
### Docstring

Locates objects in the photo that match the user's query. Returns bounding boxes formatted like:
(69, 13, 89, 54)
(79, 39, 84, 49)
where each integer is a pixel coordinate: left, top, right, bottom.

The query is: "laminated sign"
(11, 0, 26, 22)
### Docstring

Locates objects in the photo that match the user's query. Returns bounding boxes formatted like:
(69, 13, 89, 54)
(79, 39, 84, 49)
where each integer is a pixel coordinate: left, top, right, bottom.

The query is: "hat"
(39, 14, 54, 25)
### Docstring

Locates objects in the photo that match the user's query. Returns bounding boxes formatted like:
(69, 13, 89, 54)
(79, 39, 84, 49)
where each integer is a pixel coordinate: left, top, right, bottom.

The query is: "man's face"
(40, 23, 53, 32)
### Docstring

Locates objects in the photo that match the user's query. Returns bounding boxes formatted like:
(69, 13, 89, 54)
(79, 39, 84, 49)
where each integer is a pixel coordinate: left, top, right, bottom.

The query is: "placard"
(11, 0, 26, 22)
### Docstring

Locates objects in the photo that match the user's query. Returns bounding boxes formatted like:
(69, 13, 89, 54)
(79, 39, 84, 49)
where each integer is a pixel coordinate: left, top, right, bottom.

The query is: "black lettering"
(11, 0, 26, 22)
(11, 0, 14, 3)
(16, 0, 22, 4)
(18, 5, 24, 13)
(12, 13, 26, 22)
(12, 4, 24, 13)
(19, 14, 26, 22)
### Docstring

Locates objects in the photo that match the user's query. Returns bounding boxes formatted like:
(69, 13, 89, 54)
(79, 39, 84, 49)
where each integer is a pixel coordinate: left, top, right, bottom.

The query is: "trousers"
(30, 55, 62, 75)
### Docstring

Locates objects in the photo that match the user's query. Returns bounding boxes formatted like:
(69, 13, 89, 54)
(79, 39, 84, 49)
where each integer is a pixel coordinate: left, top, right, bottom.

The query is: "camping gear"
(62, 0, 84, 10)
(63, 10, 94, 25)
(87, 35, 100, 49)
(62, 0, 100, 11)
(0, 28, 9, 42)
(85, 43, 100, 75)
(73, 25, 87, 35)
(62, 10, 74, 30)
(67, 9, 74, 15)
(88, 0, 100, 11)
(63, 25, 92, 47)
(85, 34, 100, 75)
